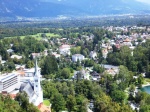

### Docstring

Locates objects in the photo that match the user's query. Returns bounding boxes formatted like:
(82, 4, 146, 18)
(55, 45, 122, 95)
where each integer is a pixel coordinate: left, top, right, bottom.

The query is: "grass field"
(6, 33, 60, 40)
(43, 100, 50, 106)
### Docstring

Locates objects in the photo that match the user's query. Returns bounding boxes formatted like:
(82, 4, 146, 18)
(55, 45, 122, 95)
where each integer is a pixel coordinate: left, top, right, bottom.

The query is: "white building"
(0, 73, 20, 93)
(89, 51, 97, 59)
(31, 53, 41, 59)
(11, 55, 22, 60)
(20, 60, 43, 106)
(102, 49, 108, 59)
(7, 49, 14, 53)
(72, 54, 85, 62)
(59, 44, 71, 56)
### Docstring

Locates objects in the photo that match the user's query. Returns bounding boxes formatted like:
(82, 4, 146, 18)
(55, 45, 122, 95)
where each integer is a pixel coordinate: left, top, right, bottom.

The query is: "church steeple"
(34, 58, 41, 95)
(35, 58, 38, 77)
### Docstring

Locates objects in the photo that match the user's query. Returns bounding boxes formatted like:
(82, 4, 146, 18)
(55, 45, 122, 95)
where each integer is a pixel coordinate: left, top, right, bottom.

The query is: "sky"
(136, 0, 150, 4)
(42, 0, 150, 4)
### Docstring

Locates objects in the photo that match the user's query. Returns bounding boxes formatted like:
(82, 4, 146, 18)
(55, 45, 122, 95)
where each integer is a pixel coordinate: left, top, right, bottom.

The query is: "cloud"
(136, 0, 150, 4)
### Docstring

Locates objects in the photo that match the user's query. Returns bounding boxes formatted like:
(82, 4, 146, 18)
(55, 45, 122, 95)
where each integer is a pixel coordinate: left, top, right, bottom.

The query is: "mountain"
(0, 0, 150, 19)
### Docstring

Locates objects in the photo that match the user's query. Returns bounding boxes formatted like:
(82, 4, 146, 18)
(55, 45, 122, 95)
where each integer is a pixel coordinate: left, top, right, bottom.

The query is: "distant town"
(0, 24, 150, 112)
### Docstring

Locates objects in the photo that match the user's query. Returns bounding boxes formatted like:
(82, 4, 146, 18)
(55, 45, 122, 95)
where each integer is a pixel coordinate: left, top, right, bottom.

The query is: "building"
(0, 73, 20, 93)
(20, 59, 43, 106)
(72, 54, 85, 62)
(102, 49, 108, 59)
(11, 55, 22, 60)
(89, 51, 97, 59)
(59, 44, 71, 56)
(31, 53, 41, 59)
(7, 49, 14, 53)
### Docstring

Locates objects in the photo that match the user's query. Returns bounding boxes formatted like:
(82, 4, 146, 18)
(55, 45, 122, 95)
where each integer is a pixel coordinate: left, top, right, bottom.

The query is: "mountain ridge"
(0, 0, 150, 20)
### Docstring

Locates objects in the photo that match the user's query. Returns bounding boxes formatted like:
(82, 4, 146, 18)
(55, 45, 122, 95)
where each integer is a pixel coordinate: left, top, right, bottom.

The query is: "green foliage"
(107, 40, 150, 74)
(93, 63, 104, 73)
(60, 68, 71, 79)
(51, 93, 66, 112)
(41, 55, 58, 75)
(26, 60, 34, 68)
(66, 95, 77, 111)
(15, 92, 40, 112)
(117, 65, 132, 90)
(0, 94, 21, 112)
(0, 92, 39, 112)
(111, 90, 126, 103)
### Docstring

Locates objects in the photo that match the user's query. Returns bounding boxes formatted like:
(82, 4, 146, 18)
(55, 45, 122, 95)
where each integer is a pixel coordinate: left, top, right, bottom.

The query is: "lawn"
(43, 100, 50, 106)
(6, 33, 60, 40)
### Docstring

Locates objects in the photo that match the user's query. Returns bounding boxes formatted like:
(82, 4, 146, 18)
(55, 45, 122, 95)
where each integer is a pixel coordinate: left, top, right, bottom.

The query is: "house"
(91, 72, 101, 81)
(52, 52, 61, 58)
(89, 51, 97, 59)
(122, 38, 132, 47)
(11, 55, 22, 60)
(102, 64, 119, 76)
(31, 53, 41, 59)
(59, 44, 71, 56)
(7, 49, 14, 53)
(73, 69, 90, 80)
(102, 49, 108, 59)
(72, 54, 85, 62)
(15, 64, 25, 71)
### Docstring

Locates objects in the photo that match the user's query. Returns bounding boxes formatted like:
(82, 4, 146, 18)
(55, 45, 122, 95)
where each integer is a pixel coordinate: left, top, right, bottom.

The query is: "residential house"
(59, 44, 71, 56)
(89, 51, 97, 59)
(102, 64, 119, 76)
(11, 55, 22, 60)
(52, 52, 61, 58)
(7, 49, 14, 54)
(31, 53, 41, 59)
(102, 49, 108, 59)
(72, 54, 85, 62)
(91, 72, 101, 81)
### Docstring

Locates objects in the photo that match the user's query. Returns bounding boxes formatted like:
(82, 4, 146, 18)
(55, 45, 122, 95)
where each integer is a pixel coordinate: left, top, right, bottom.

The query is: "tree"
(15, 92, 39, 112)
(41, 55, 58, 75)
(66, 95, 77, 111)
(111, 90, 126, 103)
(117, 65, 131, 90)
(140, 105, 150, 112)
(7, 61, 15, 71)
(60, 68, 71, 79)
(137, 74, 144, 87)
(51, 93, 66, 112)
(0, 94, 21, 112)
(76, 95, 88, 112)
(26, 60, 34, 68)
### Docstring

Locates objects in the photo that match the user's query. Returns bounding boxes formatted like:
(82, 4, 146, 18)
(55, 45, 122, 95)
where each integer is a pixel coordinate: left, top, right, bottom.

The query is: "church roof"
(23, 82, 34, 98)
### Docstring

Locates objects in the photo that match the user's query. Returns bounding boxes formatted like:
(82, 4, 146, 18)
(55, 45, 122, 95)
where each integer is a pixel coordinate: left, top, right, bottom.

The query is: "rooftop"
(0, 73, 18, 82)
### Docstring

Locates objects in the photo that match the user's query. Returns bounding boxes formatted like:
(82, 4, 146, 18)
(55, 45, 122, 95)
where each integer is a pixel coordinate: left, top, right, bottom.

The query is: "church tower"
(34, 59, 41, 95)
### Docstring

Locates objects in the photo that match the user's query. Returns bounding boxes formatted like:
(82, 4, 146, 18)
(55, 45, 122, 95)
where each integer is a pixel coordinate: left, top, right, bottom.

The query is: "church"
(20, 59, 43, 106)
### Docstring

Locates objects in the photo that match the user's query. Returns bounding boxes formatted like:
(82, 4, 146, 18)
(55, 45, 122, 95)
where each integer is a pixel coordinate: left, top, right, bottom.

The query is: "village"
(0, 25, 150, 112)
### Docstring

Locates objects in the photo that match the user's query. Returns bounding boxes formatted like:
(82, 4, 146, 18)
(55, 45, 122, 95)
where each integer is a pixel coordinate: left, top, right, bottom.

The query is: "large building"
(0, 73, 20, 93)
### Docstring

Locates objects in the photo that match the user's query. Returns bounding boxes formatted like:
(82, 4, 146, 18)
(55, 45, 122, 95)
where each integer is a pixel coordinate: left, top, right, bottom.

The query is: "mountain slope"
(0, 0, 150, 19)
